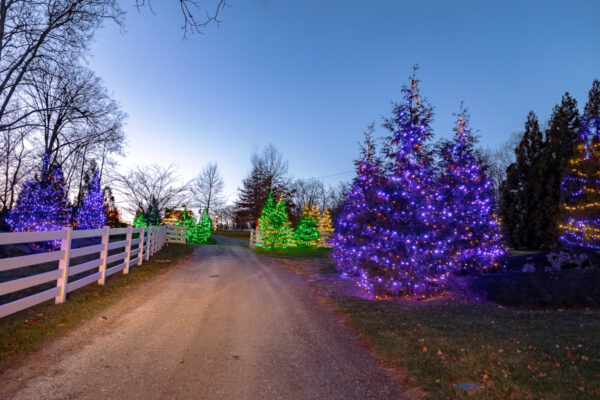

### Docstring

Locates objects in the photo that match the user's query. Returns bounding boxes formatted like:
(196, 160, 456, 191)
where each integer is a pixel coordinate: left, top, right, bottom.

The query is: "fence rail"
(249, 230, 332, 249)
(0, 224, 185, 319)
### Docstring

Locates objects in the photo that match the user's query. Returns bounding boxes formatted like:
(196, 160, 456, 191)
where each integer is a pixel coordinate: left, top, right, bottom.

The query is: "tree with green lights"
(294, 206, 319, 247)
(258, 191, 293, 248)
(133, 209, 147, 228)
(190, 208, 212, 243)
(176, 206, 196, 242)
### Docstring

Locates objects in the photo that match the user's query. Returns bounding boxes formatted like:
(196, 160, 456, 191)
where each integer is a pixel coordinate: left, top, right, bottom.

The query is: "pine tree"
(317, 207, 334, 247)
(536, 93, 580, 248)
(104, 186, 122, 228)
(583, 79, 600, 121)
(176, 206, 196, 242)
(294, 206, 319, 247)
(257, 191, 293, 248)
(145, 196, 160, 226)
(331, 125, 388, 278)
(75, 171, 106, 230)
(7, 154, 72, 248)
(559, 118, 600, 249)
(499, 111, 545, 249)
(133, 209, 147, 228)
(438, 111, 505, 272)
(193, 208, 213, 243)
(376, 72, 445, 296)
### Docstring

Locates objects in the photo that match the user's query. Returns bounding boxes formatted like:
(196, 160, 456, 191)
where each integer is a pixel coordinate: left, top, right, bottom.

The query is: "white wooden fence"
(249, 230, 332, 249)
(0, 224, 185, 319)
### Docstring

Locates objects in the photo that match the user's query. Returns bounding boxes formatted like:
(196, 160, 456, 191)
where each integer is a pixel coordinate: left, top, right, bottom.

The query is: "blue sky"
(89, 0, 600, 203)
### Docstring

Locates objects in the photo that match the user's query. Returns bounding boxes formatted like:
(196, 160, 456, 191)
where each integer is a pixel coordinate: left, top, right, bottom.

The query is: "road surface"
(7, 237, 410, 400)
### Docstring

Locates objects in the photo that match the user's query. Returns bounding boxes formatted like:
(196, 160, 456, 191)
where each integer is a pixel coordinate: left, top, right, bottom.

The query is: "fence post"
(55, 228, 72, 304)
(123, 225, 133, 274)
(145, 226, 152, 261)
(98, 226, 110, 285)
(138, 226, 145, 266)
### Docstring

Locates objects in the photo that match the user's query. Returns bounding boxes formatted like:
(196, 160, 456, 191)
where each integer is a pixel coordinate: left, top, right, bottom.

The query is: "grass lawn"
(0, 243, 194, 371)
(214, 230, 251, 240)
(267, 253, 600, 399)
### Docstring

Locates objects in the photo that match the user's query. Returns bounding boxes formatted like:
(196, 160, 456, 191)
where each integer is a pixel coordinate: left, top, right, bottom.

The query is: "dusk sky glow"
(89, 0, 600, 203)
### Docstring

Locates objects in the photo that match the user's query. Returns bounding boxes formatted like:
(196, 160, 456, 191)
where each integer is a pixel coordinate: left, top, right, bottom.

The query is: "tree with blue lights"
(438, 110, 505, 273)
(75, 171, 107, 229)
(332, 125, 388, 278)
(7, 154, 72, 243)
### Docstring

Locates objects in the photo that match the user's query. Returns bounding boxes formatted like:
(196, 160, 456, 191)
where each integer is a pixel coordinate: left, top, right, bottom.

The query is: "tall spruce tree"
(377, 72, 445, 296)
(7, 155, 72, 248)
(438, 110, 505, 272)
(537, 93, 580, 248)
(583, 79, 600, 121)
(559, 118, 600, 249)
(75, 171, 107, 230)
(500, 112, 545, 249)
(332, 125, 387, 277)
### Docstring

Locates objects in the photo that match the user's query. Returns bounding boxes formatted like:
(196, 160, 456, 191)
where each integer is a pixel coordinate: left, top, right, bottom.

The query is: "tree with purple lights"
(559, 117, 600, 249)
(374, 72, 446, 296)
(438, 110, 505, 273)
(7, 155, 72, 244)
(332, 124, 388, 278)
(75, 171, 107, 230)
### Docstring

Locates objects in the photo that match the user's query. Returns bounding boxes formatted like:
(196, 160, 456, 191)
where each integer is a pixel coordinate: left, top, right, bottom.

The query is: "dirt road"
(7, 237, 410, 400)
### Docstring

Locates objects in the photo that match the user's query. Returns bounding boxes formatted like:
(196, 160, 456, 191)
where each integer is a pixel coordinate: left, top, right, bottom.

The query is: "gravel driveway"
(8, 237, 410, 400)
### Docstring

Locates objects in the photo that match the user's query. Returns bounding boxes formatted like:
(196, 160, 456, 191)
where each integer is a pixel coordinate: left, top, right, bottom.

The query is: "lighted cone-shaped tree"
(257, 191, 293, 248)
(133, 210, 147, 228)
(294, 206, 319, 247)
(145, 196, 161, 226)
(192, 208, 213, 244)
(332, 125, 388, 278)
(438, 110, 505, 273)
(176, 206, 196, 242)
(377, 73, 446, 296)
(76, 171, 107, 230)
(559, 118, 600, 249)
(104, 187, 122, 228)
(7, 154, 72, 248)
(317, 207, 334, 246)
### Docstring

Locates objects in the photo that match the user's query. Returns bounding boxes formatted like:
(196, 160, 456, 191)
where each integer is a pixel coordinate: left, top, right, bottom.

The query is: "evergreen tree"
(376, 72, 445, 295)
(193, 208, 213, 243)
(176, 206, 196, 242)
(438, 111, 505, 272)
(559, 118, 600, 249)
(294, 206, 319, 247)
(332, 125, 386, 277)
(583, 79, 600, 121)
(537, 93, 580, 248)
(500, 111, 545, 249)
(7, 154, 72, 247)
(133, 209, 147, 228)
(75, 171, 107, 229)
(257, 191, 293, 248)
(104, 186, 122, 228)
(317, 207, 334, 246)
(145, 196, 161, 225)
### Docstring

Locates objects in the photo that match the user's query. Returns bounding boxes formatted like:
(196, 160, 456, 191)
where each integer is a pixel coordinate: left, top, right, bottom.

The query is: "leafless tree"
(0, 0, 123, 134)
(290, 178, 325, 219)
(235, 144, 293, 226)
(135, 0, 228, 37)
(480, 132, 521, 201)
(191, 162, 224, 215)
(22, 62, 126, 200)
(111, 164, 189, 222)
